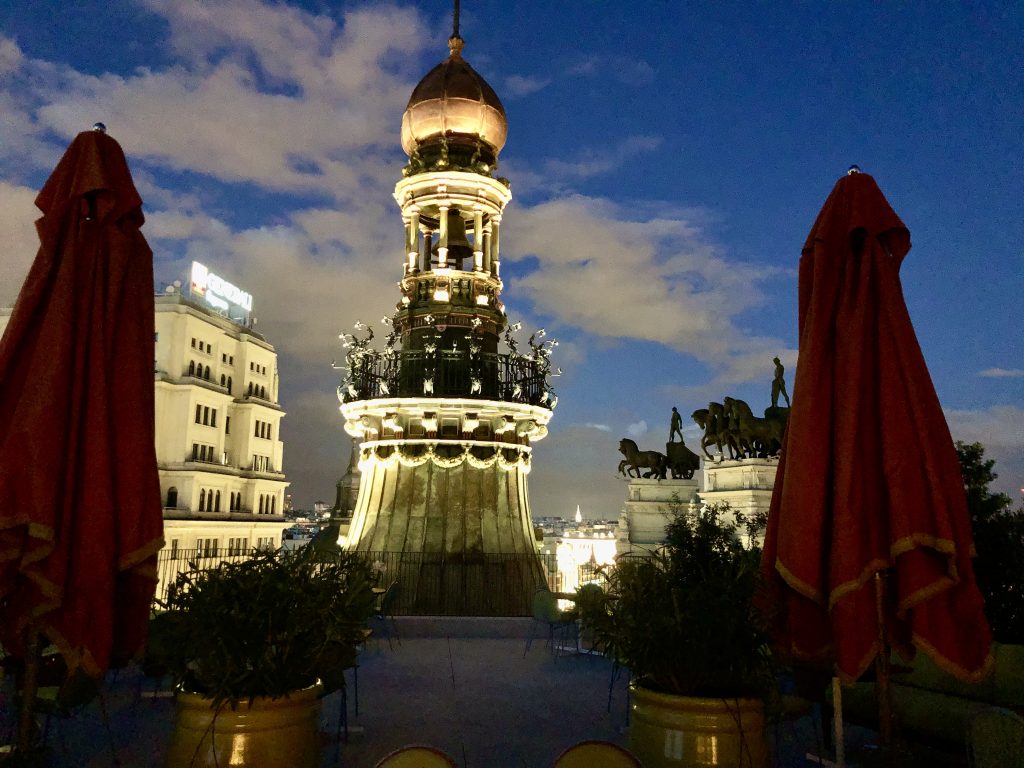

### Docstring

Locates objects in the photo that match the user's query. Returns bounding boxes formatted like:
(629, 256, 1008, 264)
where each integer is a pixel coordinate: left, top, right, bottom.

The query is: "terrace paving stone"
(0, 620, 969, 767)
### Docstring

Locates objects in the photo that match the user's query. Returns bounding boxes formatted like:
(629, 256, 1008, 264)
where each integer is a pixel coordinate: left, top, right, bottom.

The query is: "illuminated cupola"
(335, 7, 557, 614)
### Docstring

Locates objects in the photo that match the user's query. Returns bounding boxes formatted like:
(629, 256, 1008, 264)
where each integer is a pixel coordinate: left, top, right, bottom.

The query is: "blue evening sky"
(1, 1, 1021, 512)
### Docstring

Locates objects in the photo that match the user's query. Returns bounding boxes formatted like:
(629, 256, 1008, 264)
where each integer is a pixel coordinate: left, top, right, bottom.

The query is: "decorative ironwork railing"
(340, 349, 551, 407)
(153, 547, 562, 617)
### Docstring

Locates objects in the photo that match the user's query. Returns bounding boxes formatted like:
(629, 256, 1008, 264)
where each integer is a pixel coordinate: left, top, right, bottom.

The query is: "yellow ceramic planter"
(628, 682, 769, 767)
(165, 682, 323, 768)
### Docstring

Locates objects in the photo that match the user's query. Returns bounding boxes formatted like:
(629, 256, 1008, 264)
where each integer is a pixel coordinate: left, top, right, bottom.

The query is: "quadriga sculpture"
(724, 397, 786, 458)
(691, 403, 741, 460)
(618, 438, 667, 480)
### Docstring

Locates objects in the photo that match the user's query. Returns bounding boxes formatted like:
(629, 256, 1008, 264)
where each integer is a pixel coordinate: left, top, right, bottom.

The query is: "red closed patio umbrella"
(760, 169, 992, 753)
(0, 126, 164, 687)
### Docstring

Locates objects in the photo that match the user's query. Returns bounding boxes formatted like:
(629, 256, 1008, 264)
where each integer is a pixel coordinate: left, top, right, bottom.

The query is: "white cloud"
(0, 36, 23, 75)
(583, 422, 612, 432)
(945, 405, 1024, 499)
(627, 420, 648, 439)
(504, 75, 551, 98)
(978, 367, 1024, 379)
(502, 195, 793, 383)
(543, 135, 662, 180)
(5, 3, 426, 201)
(0, 182, 40, 306)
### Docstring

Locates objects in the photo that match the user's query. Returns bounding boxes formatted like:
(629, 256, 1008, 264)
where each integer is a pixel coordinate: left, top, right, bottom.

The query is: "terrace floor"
(1, 618, 968, 767)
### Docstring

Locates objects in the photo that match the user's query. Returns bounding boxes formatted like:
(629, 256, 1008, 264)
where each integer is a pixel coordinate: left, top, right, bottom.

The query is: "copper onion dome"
(400, 37, 508, 159)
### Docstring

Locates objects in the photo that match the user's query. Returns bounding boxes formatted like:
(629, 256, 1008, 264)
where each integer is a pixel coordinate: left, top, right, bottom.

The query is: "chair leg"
(337, 685, 348, 743)
(523, 620, 538, 657)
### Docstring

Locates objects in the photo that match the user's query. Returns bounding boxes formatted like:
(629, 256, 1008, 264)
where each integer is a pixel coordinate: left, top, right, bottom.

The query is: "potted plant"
(148, 547, 377, 768)
(578, 501, 774, 767)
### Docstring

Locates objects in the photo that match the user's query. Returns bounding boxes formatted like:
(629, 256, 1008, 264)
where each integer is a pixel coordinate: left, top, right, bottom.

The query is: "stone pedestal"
(699, 457, 778, 547)
(617, 477, 699, 555)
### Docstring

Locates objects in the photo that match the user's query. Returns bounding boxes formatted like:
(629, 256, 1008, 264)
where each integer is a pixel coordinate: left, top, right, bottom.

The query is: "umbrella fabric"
(761, 171, 992, 684)
(0, 129, 164, 677)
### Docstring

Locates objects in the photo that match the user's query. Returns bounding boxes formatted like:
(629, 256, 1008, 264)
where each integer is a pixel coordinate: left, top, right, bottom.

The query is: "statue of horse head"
(618, 438, 637, 456)
(691, 408, 709, 429)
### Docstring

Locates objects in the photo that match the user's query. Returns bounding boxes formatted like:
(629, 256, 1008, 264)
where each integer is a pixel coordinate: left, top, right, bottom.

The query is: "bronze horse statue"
(692, 403, 741, 460)
(618, 438, 667, 480)
(724, 397, 785, 457)
(665, 441, 700, 479)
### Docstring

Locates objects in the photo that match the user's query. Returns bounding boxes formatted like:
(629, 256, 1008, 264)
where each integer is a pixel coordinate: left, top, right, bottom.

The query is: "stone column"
(473, 209, 484, 271)
(438, 205, 449, 268)
(490, 216, 501, 277)
(407, 210, 420, 273)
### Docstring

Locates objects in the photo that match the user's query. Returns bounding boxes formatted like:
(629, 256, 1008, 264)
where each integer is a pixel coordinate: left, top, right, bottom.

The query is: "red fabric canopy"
(761, 171, 992, 684)
(0, 129, 164, 677)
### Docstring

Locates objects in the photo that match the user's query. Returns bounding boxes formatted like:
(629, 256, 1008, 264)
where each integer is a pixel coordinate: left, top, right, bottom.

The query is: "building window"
(188, 360, 195, 376)
(227, 376, 232, 393)
(225, 416, 231, 435)
(166, 487, 178, 508)
(204, 365, 211, 381)
(220, 374, 226, 386)
(195, 404, 202, 424)
(199, 488, 206, 511)
(211, 410, 217, 428)
(214, 490, 221, 512)
(271, 495, 276, 514)
(191, 338, 196, 348)
(170, 539, 180, 560)
(198, 538, 218, 557)
(228, 537, 248, 556)
(258, 495, 265, 514)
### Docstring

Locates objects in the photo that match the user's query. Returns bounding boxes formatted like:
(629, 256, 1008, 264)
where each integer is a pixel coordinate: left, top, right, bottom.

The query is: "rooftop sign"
(189, 261, 253, 316)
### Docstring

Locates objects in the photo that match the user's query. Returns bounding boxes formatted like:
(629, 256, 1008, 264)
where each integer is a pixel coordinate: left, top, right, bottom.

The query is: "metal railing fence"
(153, 547, 569, 617)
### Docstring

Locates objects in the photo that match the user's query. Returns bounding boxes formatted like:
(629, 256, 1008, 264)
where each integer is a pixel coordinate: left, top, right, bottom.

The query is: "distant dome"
(400, 38, 507, 158)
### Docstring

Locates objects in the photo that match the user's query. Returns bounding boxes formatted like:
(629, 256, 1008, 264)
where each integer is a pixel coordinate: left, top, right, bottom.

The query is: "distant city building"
(534, 508, 619, 594)
(153, 265, 288, 563)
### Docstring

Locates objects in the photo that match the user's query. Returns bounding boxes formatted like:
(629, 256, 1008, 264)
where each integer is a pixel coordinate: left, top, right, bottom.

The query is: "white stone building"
(154, 282, 288, 560)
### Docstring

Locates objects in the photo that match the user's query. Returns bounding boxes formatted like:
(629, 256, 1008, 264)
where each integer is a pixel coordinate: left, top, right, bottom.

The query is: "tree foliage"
(577, 501, 774, 698)
(957, 441, 1024, 644)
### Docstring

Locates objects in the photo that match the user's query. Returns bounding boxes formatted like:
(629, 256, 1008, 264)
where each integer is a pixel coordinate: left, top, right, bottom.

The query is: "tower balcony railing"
(341, 350, 551, 407)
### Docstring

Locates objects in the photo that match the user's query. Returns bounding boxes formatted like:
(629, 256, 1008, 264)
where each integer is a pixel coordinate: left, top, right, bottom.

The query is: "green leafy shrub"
(149, 547, 376, 708)
(579, 501, 774, 698)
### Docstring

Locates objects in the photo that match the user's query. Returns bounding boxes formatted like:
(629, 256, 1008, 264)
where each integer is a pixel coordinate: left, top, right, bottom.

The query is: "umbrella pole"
(874, 571, 896, 765)
(15, 622, 41, 754)
(831, 676, 846, 768)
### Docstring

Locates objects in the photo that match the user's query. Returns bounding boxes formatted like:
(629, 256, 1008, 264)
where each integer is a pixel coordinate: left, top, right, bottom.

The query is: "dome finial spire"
(448, 0, 464, 58)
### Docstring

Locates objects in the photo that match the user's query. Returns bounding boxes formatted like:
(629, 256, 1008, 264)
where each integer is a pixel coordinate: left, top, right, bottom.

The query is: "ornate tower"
(336, 20, 557, 613)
